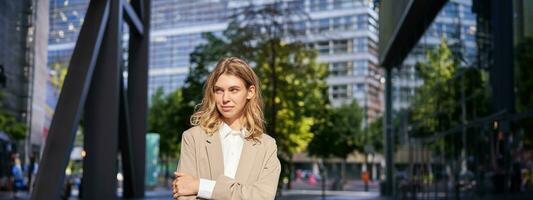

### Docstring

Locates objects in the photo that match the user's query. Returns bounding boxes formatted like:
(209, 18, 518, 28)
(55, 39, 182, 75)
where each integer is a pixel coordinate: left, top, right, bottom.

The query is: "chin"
(222, 113, 236, 120)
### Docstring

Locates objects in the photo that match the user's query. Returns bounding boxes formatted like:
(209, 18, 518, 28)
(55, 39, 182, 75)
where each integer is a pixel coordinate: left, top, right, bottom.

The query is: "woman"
(172, 57, 281, 200)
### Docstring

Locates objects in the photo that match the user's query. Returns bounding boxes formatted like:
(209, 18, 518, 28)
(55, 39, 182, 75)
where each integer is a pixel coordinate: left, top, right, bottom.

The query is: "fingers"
(173, 191, 178, 199)
(175, 172, 186, 177)
(172, 176, 179, 199)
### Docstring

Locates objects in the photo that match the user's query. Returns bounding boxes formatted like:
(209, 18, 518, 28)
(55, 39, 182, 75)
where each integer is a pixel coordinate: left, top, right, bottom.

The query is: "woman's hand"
(172, 172, 200, 198)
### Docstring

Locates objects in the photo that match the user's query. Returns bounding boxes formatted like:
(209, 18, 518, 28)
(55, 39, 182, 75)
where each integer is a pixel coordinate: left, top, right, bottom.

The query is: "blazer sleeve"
(176, 130, 199, 200)
(211, 138, 281, 200)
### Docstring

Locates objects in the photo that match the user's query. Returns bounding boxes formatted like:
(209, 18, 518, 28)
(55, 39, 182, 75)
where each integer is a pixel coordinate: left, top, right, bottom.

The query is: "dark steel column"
(119, 71, 138, 198)
(82, 0, 122, 198)
(384, 67, 394, 196)
(30, 0, 110, 199)
(126, 0, 150, 197)
(490, 0, 514, 112)
(490, 0, 514, 193)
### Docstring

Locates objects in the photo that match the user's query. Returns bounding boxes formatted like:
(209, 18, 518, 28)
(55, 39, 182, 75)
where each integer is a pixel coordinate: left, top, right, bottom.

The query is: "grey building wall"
(29, 0, 50, 149)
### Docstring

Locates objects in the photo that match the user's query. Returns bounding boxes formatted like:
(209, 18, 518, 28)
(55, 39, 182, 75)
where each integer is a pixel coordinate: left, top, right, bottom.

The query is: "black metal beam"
(490, 0, 514, 193)
(123, 1, 144, 35)
(490, 0, 515, 113)
(82, 0, 122, 198)
(125, 0, 150, 197)
(379, 0, 448, 68)
(384, 67, 394, 196)
(119, 69, 138, 198)
(30, 0, 110, 199)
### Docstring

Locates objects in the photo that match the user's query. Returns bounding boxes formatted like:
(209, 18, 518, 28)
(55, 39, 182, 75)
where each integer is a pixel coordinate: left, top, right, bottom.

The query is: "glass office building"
(0, 0, 50, 162)
(48, 0, 382, 121)
(391, 0, 477, 112)
(150, 0, 382, 121)
(47, 0, 89, 143)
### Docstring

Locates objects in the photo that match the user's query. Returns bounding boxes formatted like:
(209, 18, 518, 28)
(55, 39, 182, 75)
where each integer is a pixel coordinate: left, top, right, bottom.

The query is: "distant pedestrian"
(11, 157, 25, 198)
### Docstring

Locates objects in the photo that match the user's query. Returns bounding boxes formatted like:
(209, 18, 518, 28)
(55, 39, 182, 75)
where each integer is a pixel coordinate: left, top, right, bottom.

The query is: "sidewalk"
(4, 189, 533, 200)
(0, 191, 30, 199)
(279, 190, 387, 200)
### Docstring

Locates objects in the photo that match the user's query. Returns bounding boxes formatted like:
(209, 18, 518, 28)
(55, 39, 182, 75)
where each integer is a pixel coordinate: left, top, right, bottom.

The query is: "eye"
(214, 88, 223, 94)
(230, 88, 239, 93)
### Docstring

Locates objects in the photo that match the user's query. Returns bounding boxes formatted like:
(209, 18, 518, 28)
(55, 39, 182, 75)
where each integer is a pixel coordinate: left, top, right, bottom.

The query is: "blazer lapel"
(234, 139, 258, 183)
(205, 132, 224, 180)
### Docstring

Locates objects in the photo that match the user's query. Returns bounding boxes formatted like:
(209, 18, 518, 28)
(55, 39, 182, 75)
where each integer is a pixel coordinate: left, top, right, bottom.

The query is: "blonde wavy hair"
(190, 57, 265, 140)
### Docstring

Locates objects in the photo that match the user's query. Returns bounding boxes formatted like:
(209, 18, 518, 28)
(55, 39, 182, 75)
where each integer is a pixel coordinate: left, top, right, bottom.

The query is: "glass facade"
(47, 0, 89, 139)
(48, 0, 88, 66)
(392, 0, 477, 112)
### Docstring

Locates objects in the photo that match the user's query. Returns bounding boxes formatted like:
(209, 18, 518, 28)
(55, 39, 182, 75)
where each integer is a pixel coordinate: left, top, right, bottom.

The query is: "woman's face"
(214, 74, 255, 123)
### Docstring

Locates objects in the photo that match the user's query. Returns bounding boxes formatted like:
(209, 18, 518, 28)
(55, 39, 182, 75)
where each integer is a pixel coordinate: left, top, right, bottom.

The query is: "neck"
(224, 115, 243, 131)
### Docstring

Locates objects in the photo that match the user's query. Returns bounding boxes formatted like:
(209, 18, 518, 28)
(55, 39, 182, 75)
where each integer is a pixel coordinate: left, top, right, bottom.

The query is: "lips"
(221, 106, 234, 112)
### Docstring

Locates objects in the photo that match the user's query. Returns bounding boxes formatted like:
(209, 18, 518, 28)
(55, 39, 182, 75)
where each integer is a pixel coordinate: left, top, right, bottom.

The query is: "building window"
(288, 0, 304, 10)
(331, 84, 350, 99)
(316, 41, 330, 55)
(353, 37, 367, 52)
(310, 0, 328, 11)
(312, 18, 330, 33)
(353, 60, 367, 75)
(289, 21, 306, 35)
(332, 16, 354, 31)
(332, 40, 349, 53)
(333, 0, 355, 9)
(330, 62, 351, 76)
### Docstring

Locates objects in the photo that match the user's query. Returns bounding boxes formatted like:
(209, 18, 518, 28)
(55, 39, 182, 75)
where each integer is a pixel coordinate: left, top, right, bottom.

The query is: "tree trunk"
(340, 158, 347, 190)
(269, 39, 277, 140)
(319, 160, 327, 200)
(164, 154, 170, 187)
(287, 157, 294, 190)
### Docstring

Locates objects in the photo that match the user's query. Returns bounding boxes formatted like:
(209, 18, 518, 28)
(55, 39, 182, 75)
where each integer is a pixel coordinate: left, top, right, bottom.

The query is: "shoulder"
(182, 126, 206, 142)
(259, 134, 277, 149)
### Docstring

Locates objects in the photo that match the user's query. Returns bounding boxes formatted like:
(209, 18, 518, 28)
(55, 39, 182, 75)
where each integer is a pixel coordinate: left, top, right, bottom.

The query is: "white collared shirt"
(197, 123, 244, 199)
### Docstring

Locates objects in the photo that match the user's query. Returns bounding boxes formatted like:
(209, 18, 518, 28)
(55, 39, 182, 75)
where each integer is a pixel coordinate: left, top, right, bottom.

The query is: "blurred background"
(0, 0, 532, 199)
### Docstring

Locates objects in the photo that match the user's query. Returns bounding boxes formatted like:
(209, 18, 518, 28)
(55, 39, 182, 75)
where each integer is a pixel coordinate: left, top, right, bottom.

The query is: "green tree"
(308, 100, 364, 190)
(50, 61, 68, 93)
(411, 37, 460, 136)
(0, 92, 27, 140)
(148, 88, 186, 185)
(409, 37, 491, 185)
(367, 116, 384, 154)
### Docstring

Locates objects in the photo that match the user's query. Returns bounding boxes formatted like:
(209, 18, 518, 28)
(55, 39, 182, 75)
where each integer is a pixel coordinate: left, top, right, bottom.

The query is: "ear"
(247, 85, 256, 99)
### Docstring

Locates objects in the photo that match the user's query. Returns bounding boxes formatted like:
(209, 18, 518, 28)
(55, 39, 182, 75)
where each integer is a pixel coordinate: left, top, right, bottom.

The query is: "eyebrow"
(214, 85, 242, 90)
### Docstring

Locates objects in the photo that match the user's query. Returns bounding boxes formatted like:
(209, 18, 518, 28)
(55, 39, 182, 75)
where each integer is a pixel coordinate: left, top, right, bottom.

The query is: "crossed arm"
(172, 132, 281, 200)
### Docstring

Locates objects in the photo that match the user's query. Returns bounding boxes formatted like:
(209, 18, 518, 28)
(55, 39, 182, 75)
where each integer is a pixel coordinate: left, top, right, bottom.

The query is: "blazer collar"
(219, 122, 245, 139)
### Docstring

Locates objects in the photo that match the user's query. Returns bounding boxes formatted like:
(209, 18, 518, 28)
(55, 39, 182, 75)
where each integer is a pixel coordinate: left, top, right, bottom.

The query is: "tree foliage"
(0, 92, 27, 140)
(308, 101, 364, 159)
(409, 36, 490, 156)
(410, 37, 460, 136)
(148, 88, 186, 158)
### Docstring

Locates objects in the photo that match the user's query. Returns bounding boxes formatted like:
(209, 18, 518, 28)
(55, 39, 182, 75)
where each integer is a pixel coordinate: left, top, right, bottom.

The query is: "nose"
(222, 92, 231, 103)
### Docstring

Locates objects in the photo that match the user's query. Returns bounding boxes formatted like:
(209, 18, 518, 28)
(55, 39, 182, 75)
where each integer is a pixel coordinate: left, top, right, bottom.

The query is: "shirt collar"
(219, 122, 245, 139)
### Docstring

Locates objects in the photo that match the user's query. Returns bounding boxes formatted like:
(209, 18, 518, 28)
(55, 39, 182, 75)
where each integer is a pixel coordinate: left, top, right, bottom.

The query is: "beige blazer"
(177, 126, 281, 200)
